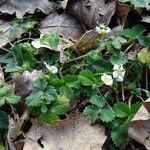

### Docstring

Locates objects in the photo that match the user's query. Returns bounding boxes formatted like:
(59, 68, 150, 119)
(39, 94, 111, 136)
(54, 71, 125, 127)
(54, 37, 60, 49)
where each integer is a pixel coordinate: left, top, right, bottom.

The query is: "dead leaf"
(67, 0, 116, 29)
(13, 70, 42, 97)
(128, 98, 150, 150)
(61, 0, 69, 9)
(23, 114, 107, 150)
(0, 0, 53, 18)
(39, 12, 85, 43)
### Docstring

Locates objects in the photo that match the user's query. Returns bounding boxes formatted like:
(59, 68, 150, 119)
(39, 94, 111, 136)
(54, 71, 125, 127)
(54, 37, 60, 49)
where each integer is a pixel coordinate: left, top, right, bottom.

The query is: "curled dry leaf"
(0, 0, 53, 18)
(39, 12, 85, 44)
(61, 0, 69, 9)
(23, 114, 107, 150)
(67, 0, 116, 29)
(13, 70, 42, 97)
(128, 98, 150, 150)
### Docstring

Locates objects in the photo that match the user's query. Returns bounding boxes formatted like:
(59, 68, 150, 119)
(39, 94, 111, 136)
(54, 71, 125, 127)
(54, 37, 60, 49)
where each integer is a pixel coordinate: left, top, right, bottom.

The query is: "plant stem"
(121, 82, 125, 101)
(128, 95, 133, 108)
(0, 47, 12, 53)
(146, 66, 148, 91)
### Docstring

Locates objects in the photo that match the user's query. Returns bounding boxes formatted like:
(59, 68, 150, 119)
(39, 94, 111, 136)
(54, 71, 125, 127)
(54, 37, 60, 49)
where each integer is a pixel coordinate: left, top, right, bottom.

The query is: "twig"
(121, 82, 125, 101)
(0, 47, 12, 53)
(124, 43, 134, 53)
(146, 66, 148, 91)
(128, 95, 133, 108)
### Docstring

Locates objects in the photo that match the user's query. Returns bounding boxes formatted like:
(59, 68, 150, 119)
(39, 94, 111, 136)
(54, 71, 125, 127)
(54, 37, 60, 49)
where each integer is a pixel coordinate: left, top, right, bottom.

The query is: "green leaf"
(138, 36, 150, 47)
(0, 55, 13, 64)
(113, 102, 131, 118)
(0, 111, 8, 129)
(51, 96, 70, 115)
(132, 0, 149, 8)
(83, 106, 100, 124)
(90, 95, 105, 108)
(5, 94, 20, 104)
(131, 102, 142, 114)
(0, 86, 10, 96)
(26, 91, 43, 107)
(34, 78, 48, 90)
(138, 48, 150, 64)
(110, 51, 128, 65)
(100, 107, 115, 122)
(78, 70, 94, 86)
(60, 85, 73, 99)
(111, 122, 128, 147)
(40, 32, 59, 48)
(38, 111, 59, 124)
(0, 144, 5, 150)
(122, 25, 145, 40)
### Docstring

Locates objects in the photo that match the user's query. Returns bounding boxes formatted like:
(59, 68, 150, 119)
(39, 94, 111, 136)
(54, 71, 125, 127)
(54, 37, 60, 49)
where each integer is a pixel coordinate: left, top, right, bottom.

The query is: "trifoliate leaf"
(138, 48, 150, 64)
(110, 51, 128, 65)
(0, 111, 8, 129)
(90, 95, 105, 108)
(100, 107, 115, 122)
(113, 102, 131, 118)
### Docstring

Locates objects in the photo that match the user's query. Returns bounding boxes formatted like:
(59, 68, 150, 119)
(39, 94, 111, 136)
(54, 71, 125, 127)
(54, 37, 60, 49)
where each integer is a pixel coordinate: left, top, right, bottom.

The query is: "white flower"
(101, 73, 113, 86)
(96, 24, 111, 35)
(112, 64, 126, 82)
(44, 62, 58, 74)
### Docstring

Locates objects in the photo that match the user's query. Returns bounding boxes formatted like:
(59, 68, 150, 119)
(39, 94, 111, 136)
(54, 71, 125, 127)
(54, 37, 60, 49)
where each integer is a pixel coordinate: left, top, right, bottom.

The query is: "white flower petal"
(112, 71, 118, 78)
(113, 64, 120, 70)
(101, 73, 113, 86)
(117, 76, 124, 82)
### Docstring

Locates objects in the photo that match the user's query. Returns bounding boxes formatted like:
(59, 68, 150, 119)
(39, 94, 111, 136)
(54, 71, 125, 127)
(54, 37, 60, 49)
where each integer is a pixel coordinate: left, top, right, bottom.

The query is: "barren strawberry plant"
(0, 0, 150, 150)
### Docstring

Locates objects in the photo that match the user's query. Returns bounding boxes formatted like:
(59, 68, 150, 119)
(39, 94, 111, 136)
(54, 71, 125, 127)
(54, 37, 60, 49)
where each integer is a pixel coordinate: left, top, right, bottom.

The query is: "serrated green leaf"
(0, 111, 8, 129)
(122, 25, 145, 40)
(131, 102, 142, 114)
(100, 107, 115, 122)
(78, 70, 94, 86)
(113, 102, 131, 118)
(34, 78, 48, 90)
(37, 111, 59, 124)
(138, 36, 150, 47)
(60, 85, 73, 99)
(0, 86, 10, 96)
(111, 122, 128, 147)
(0, 55, 13, 64)
(83, 106, 100, 124)
(138, 48, 150, 64)
(5, 94, 20, 104)
(110, 51, 128, 65)
(90, 95, 105, 108)
(26, 91, 43, 107)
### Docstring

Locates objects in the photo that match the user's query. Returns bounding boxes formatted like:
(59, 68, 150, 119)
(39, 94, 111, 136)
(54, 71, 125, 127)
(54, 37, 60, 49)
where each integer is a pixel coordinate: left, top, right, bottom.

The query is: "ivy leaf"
(110, 51, 128, 65)
(78, 70, 95, 86)
(138, 48, 150, 64)
(113, 102, 131, 118)
(122, 25, 145, 40)
(83, 106, 100, 124)
(100, 107, 115, 122)
(90, 95, 105, 108)
(0, 111, 8, 129)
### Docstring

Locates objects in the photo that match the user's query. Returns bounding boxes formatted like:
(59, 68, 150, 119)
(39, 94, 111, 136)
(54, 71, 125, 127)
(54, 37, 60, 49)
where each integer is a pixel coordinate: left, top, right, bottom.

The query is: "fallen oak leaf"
(128, 98, 150, 150)
(67, 0, 116, 29)
(0, 0, 53, 18)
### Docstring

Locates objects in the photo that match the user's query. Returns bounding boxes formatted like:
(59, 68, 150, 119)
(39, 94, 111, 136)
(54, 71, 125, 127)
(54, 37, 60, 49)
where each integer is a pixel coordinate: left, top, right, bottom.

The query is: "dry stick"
(128, 95, 133, 108)
(146, 66, 148, 91)
(121, 82, 125, 101)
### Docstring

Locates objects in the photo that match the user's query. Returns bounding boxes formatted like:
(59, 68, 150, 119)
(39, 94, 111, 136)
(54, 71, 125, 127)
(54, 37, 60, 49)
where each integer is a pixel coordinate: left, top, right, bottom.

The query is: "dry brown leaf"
(39, 12, 85, 44)
(23, 114, 107, 150)
(61, 0, 69, 9)
(0, 0, 53, 18)
(128, 98, 150, 150)
(67, 0, 116, 29)
(13, 70, 42, 97)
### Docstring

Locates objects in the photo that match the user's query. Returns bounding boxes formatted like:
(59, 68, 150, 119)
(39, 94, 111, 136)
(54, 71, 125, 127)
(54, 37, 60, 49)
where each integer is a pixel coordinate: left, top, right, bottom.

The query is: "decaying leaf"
(128, 98, 150, 150)
(61, 0, 69, 9)
(23, 114, 107, 150)
(39, 12, 85, 44)
(67, 0, 116, 29)
(0, 0, 53, 18)
(13, 70, 42, 97)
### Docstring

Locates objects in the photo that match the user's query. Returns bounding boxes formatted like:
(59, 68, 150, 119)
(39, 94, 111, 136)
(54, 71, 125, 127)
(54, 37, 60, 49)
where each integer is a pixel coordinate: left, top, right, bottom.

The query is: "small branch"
(0, 47, 12, 53)
(146, 66, 148, 91)
(121, 82, 125, 101)
(124, 43, 134, 53)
